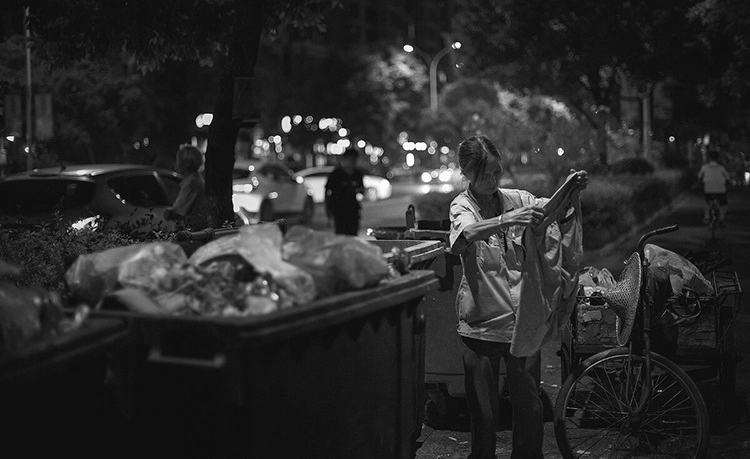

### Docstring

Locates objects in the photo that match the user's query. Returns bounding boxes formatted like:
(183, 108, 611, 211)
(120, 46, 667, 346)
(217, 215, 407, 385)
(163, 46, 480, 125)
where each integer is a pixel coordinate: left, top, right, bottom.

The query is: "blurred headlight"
(421, 172, 433, 183)
(295, 176, 304, 184)
(439, 170, 453, 182)
(233, 183, 255, 193)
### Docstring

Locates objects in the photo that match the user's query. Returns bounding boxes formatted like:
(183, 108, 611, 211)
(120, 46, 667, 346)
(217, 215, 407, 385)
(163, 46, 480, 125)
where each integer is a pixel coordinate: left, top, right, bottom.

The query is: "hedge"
(412, 168, 688, 251)
(0, 218, 139, 292)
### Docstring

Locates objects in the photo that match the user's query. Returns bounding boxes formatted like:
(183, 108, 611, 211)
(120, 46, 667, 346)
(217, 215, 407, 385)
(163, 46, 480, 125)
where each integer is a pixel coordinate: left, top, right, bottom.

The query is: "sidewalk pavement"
(416, 185, 750, 458)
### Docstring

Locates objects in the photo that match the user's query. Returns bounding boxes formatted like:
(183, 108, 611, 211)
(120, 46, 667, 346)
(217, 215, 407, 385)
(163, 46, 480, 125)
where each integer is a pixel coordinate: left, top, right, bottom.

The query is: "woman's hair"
(176, 144, 204, 173)
(457, 135, 502, 180)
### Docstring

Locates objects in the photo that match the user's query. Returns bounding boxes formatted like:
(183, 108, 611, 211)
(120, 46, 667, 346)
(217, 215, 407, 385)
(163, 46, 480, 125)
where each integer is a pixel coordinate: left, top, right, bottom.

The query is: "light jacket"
(448, 182, 583, 357)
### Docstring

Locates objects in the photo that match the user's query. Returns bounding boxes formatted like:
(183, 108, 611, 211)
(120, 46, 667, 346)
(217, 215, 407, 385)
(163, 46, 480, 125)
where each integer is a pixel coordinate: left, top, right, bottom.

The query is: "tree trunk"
(204, 0, 263, 226)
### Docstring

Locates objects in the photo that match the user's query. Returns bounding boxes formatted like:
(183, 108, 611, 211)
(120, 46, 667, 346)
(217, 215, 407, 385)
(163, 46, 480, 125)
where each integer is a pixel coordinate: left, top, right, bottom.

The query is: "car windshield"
(0, 179, 96, 215)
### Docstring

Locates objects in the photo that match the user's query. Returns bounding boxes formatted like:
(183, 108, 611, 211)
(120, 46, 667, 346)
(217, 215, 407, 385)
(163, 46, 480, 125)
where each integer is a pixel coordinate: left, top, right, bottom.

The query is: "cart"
(559, 251, 742, 433)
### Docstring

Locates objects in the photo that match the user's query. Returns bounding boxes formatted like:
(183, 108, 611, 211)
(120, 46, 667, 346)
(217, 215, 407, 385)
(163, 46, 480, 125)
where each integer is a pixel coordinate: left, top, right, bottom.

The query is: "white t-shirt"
(698, 161, 730, 194)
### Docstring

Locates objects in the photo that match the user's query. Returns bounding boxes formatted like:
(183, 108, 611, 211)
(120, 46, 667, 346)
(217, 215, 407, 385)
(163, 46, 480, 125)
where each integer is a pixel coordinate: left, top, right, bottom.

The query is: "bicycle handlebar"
(638, 224, 679, 253)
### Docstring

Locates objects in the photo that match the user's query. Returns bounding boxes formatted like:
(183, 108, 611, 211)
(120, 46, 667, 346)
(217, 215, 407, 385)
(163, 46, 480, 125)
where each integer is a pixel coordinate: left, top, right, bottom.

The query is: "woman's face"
(469, 159, 503, 195)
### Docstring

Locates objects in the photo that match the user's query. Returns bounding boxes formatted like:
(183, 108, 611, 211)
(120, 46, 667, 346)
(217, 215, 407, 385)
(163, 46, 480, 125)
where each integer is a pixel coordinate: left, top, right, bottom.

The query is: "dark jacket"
(325, 167, 365, 217)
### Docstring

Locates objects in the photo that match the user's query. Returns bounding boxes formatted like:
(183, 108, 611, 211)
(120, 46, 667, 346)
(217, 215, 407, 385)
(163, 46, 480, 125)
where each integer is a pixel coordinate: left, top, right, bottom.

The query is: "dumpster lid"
(370, 240, 444, 266)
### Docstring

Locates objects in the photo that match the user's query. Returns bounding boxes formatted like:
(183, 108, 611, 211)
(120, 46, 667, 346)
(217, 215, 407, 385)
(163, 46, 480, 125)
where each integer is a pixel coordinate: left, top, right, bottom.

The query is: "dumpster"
(98, 268, 438, 459)
(0, 314, 129, 457)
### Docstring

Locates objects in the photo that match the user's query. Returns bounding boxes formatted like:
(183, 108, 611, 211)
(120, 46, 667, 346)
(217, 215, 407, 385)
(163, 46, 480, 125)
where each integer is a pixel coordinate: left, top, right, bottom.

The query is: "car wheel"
(300, 197, 314, 224)
(259, 200, 274, 222)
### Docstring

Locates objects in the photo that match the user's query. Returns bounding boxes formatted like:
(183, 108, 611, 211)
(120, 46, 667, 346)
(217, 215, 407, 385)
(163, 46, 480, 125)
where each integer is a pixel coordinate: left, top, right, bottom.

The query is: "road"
(305, 181, 458, 235)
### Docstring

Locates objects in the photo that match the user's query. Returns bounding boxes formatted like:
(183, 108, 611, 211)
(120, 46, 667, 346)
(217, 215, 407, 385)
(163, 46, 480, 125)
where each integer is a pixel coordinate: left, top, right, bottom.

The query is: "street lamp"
(403, 41, 461, 112)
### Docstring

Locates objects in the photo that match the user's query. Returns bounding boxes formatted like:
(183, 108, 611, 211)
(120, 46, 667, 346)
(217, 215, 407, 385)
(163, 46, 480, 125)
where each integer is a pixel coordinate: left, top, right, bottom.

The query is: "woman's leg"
(504, 350, 544, 459)
(462, 337, 503, 459)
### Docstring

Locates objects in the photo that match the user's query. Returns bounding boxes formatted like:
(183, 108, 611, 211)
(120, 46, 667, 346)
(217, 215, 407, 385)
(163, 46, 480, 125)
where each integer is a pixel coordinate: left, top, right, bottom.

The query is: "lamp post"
(403, 41, 461, 113)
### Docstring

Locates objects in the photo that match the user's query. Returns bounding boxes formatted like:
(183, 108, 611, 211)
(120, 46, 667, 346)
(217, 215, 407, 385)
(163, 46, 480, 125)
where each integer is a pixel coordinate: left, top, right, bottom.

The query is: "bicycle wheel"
(555, 348, 709, 459)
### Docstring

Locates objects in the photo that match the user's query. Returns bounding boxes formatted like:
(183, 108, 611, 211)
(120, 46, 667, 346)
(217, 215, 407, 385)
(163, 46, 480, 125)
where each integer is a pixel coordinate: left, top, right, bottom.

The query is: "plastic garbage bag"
(189, 223, 317, 306)
(644, 244, 713, 296)
(65, 242, 188, 306)
(578, 266, 616, 296)
(282, 226, 389, 298)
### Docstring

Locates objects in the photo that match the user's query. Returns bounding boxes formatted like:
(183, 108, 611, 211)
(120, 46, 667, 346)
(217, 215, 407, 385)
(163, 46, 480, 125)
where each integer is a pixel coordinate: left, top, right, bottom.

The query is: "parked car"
(296, 166, 393, 204)
(0, 164, 186, 234)
(232, 159, 314, 224)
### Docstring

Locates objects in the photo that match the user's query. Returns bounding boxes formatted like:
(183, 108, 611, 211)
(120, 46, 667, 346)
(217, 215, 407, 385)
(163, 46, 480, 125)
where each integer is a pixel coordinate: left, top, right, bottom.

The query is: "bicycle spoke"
(627, 360, 644, 409)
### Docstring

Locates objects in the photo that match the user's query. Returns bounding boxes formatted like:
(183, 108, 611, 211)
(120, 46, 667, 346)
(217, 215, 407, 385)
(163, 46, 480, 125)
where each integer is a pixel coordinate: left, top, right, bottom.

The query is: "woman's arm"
(462, 205, 545, 243)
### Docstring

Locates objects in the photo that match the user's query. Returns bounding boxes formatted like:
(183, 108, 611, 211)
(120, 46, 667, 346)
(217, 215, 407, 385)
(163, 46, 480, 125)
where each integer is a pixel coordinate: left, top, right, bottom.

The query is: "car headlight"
(233, 183, 254, 193)
(439, 170, 453, 182)
(421, 172, 432, 183)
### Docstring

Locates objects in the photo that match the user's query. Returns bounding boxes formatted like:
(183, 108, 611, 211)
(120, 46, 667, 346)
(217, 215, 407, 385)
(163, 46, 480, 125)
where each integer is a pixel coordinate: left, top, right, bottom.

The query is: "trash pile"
(65, 224, 396, 317)
(0, 260, 88, 353)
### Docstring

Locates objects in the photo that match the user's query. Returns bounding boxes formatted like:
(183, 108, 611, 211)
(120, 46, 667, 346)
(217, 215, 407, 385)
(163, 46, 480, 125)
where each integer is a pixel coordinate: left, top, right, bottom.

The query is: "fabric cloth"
(325, 167, 364, 235)
(448, 184, 583, 357)
(171, 171, 208, 229)
(462, 337, 543, 459)
(698, 161, 730, 194)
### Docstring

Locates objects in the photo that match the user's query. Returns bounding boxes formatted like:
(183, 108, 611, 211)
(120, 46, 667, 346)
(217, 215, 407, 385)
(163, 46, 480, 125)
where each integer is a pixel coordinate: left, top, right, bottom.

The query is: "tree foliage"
(15, 0, 341, 225)
(451, 0, 749, 163)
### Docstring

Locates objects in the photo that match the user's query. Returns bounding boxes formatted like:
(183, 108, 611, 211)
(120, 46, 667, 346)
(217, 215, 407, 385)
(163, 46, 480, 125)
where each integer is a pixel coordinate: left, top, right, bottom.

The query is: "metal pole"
(24, 6, 33, 171)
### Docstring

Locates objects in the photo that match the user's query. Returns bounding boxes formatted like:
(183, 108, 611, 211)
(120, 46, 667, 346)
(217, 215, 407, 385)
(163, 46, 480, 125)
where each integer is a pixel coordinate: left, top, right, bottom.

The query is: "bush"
(609, 157, 656, 175)
(0, 220, 138, 293)
(407, 166, 688, 251)
(413, 189, 461, 222)
(580, 180, 636, 249)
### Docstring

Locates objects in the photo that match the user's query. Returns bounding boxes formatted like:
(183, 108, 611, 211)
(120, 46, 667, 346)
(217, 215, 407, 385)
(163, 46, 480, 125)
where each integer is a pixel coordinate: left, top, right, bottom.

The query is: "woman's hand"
(570, 169, 588, 190)
(503, 205, 545, 227)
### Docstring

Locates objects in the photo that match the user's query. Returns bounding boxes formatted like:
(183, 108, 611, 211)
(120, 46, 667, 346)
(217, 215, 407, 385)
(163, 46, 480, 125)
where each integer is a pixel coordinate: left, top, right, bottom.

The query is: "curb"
(582, 193, 692, 262)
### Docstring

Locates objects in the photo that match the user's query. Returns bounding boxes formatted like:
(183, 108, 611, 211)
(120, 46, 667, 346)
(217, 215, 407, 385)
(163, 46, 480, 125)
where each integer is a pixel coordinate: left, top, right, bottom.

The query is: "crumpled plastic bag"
(644, 244, 713, 296)
(578, 266, 616, 296)
(282, 226, 389, 298)
(189, 223, 317, 305)
(65, 242, 187, 306)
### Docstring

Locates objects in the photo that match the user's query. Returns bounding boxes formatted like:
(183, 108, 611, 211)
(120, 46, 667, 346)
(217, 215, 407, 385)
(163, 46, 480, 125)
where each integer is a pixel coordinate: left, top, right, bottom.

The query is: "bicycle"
(554, 225, 710, 459)
(706, 196, 721, 241)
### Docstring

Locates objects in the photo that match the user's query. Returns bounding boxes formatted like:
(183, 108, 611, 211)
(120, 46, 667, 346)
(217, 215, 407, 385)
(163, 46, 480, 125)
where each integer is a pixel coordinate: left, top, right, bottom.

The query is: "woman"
(448, 136, 587, 458)
(167, 144, 209, 229)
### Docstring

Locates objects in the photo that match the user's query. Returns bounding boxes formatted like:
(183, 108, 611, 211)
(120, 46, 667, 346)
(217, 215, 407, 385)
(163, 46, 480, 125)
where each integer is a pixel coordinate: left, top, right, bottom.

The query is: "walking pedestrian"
(448, 135, 587, 458)
(325, 148, 365, 235)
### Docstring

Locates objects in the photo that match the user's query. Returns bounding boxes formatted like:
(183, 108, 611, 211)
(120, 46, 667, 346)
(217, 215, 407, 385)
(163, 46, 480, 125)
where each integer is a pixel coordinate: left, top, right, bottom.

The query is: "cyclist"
(698, 150, 730, 226)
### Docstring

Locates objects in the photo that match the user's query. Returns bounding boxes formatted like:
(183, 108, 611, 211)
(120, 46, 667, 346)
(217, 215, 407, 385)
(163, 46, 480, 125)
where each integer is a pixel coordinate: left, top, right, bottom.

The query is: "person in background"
(698, 149, 731, 225)
(325, 147, 365, 235)
(448, 135, 587, 459)
(166, 144, 209, 229)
